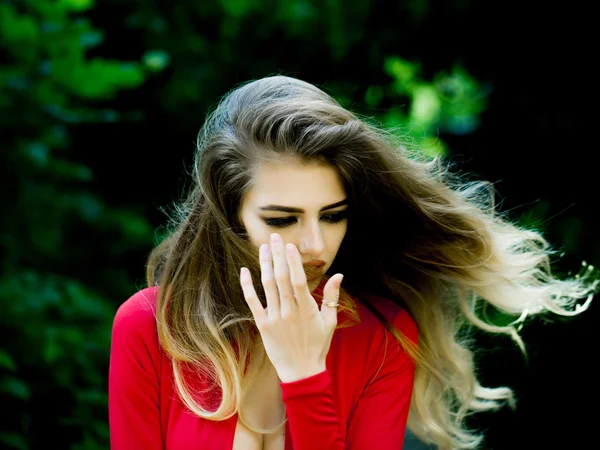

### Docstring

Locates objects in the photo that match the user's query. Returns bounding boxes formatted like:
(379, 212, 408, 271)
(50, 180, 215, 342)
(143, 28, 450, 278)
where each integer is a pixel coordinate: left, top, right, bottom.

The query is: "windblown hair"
(146, 75, 597, 449)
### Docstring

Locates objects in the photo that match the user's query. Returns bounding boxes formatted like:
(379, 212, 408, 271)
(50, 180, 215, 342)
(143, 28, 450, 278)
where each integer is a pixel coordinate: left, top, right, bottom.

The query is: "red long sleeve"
(109, 289, 164, 450)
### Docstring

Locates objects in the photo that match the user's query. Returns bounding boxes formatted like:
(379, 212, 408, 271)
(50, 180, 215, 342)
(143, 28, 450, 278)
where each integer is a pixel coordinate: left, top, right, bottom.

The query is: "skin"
(238, 157, 348, 383)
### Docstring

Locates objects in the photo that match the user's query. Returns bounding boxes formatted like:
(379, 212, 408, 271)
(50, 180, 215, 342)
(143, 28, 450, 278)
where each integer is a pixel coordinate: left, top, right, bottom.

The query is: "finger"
(240, 267, 267, 326)
(259, 243, 280, 319)
(270, 233, 296, 318)
(320, 274, 344, 328)
(285, 243, 312, 309)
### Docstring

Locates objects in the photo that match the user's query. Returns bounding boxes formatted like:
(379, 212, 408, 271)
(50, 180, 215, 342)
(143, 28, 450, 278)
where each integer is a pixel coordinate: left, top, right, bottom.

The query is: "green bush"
(0, 1, 153, 448)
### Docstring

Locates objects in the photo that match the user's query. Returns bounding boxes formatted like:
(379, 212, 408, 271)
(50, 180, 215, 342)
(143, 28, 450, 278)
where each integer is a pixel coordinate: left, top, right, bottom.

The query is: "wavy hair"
(146, 75, 597, 448)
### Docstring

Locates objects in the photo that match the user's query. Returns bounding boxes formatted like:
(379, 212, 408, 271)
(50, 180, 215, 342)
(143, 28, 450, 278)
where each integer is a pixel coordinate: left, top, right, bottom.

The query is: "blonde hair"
(146, 75, 598, 449)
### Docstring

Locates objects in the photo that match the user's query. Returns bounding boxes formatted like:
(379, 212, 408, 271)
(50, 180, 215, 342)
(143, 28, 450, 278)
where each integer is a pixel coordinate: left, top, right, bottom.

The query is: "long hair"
(146, 75, 597, 448)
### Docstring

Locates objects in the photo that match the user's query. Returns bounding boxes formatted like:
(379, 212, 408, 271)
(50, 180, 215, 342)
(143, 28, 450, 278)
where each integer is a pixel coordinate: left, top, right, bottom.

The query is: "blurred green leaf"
(385, 56, 420, 94)
(24, 142, 50, 167)
(365, 85, 383, 108)
(79, 30, 103, 48)
(0, 349, 17, 372)
(0, 4, 39, 44)
(142, 49, 170, 72)
(68, 193, 105, 222)
(0, 432, 28, 450)
(410, 84, 441, 127)
(53, 59, 145, 99)
(77, 389, 109, 407)
(435, 66, 488, 135)
(43, 329, 63, 365)
(219, 0, 258, 18)
(382, 109, 406, 131)
(0, 377, 30, 400)
(106, 209, 154, 246)
(60, 0, 96, 13)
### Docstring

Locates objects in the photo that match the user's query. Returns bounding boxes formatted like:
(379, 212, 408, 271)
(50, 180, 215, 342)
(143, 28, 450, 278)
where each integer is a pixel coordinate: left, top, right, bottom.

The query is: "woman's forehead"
(246, 159, 346, 209)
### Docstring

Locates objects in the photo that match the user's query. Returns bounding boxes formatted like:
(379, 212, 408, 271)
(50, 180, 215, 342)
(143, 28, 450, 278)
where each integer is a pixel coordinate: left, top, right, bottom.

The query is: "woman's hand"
(240, 233, 344, 383)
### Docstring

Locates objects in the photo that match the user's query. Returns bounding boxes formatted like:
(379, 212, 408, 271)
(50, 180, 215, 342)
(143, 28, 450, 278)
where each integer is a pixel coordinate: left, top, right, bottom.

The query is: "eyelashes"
(263, 210, 349, 229)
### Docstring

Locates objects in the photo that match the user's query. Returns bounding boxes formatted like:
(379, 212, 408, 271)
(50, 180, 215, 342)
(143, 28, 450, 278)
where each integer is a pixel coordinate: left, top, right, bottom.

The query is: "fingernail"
(271, 233, 281, 243)
(285, 243, 296, 256)
(260, 244, 269, 256)
(338, 274, 344, 286)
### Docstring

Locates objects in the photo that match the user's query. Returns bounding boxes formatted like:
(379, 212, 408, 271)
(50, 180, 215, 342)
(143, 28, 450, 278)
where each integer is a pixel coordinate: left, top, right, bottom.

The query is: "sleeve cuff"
(280, 369, 331, 402)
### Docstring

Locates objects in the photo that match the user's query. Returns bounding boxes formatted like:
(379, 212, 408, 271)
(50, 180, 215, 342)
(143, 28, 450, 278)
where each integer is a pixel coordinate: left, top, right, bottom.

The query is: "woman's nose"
(298, 223, 325, 256)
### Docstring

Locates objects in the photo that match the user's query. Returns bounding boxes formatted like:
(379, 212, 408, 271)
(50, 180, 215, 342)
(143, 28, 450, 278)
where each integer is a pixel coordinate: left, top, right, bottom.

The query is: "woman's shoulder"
(109, 286, 166, 392)
(111, 286, 160, 343)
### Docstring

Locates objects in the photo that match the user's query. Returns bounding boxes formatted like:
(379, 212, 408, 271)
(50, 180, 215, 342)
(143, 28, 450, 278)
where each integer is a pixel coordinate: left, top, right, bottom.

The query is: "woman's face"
(240, 157, 348, 292)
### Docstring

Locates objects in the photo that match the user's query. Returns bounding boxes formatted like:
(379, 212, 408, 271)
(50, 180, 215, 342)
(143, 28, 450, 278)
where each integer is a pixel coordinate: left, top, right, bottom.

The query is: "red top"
(109, 281, 418, 449)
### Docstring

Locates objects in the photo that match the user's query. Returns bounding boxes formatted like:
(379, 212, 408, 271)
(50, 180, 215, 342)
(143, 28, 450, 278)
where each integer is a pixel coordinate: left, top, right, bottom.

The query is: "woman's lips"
(304, 260, 326, 268)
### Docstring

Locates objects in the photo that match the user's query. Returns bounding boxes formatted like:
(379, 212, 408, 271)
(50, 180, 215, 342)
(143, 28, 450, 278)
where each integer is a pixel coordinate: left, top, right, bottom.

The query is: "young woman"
(108, 75, 597, 449)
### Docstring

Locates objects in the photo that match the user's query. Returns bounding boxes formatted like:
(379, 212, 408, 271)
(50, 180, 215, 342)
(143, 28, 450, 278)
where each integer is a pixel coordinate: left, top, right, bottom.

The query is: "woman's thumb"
(320, 274, 344, 326)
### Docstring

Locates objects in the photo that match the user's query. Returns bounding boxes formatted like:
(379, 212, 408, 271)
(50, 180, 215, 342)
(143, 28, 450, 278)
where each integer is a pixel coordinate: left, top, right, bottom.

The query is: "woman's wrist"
(277, 363, 327, 383)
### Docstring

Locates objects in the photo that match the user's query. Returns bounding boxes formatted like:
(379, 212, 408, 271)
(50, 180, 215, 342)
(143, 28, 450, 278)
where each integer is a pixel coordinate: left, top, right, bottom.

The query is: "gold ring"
(323, 301, 339, 308)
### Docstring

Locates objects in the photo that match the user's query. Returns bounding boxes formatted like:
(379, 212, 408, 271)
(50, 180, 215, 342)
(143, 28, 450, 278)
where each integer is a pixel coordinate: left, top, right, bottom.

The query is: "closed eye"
(321, 210, 348, 223)
(263, 210, 348, 229)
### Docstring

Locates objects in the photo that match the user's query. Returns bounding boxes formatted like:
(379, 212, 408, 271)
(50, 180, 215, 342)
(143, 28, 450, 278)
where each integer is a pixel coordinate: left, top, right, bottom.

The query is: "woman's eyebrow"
(258, 199, 348, 213)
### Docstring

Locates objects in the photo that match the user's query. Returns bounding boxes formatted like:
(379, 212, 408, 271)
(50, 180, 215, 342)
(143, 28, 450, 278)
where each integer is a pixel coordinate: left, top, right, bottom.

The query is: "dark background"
(1, 0, 597, 448)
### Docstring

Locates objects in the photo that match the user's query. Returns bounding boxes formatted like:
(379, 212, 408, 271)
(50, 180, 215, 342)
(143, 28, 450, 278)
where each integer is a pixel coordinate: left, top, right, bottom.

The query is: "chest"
(232, 419, 285, 450)
(232, 361, 286, 450)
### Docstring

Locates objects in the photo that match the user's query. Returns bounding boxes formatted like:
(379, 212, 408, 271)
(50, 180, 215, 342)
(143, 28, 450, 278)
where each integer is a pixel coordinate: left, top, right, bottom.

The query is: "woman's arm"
(108, 290, 164, 449)
(281, 309, 417, 449)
